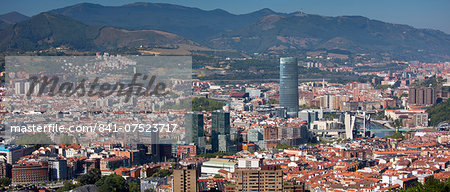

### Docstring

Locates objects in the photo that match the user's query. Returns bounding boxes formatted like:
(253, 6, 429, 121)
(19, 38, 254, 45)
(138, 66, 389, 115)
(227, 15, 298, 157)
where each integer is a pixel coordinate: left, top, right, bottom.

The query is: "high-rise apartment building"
(173, 165, 199, 192)
(279, 57, 299, 117)
(408, 87, 436, 105)
(233, 165, 283, 191)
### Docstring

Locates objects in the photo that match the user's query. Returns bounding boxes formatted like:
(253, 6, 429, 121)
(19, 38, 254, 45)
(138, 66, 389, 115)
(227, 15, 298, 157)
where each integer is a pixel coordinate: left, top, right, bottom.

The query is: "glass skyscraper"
(279, 57, 299, 117)
(211, 110, 231, 152)
(184, 112, 204, 144)
(211, 111, 230, 135)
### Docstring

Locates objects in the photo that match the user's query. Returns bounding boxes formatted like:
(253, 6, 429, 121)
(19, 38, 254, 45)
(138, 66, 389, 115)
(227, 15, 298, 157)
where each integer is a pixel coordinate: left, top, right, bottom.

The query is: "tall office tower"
(173, 165, 199, 192)
(218, 134, 231, 152)
(184, 112, 204, 144)
(211, 110, 231, 152)
(211, 110, 230, 135)
(279, 57, 299, 117)
(147, 131, 161, 162)
(233, 165, 283, 192)
(344, 113, 355, 140)
(184, 112, 206, 153)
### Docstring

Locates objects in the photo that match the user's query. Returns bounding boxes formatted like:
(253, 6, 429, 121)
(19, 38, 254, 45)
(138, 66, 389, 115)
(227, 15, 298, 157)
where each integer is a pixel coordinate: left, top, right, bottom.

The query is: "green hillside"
(209, 14, 450, 61)
(0, 13, 101, 50)
(50, 2, 279, 41)
(0, 13, 197, 51)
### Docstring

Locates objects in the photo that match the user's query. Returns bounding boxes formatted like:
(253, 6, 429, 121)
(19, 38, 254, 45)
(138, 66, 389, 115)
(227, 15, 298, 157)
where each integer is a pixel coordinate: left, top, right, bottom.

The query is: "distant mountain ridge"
(0, 13, 198, 51)
(1, 2, 450, 61)
(49, 2, 282, 42)
(209, 14, 450, 58)
(0, 11, 29, 29)
(47, 2, 450, 60)
(0, 11, 29, 23)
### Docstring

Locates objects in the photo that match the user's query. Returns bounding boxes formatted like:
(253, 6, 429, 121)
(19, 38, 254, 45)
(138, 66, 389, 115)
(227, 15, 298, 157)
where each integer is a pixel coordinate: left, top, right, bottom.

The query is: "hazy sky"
(2, 0, 450, 34)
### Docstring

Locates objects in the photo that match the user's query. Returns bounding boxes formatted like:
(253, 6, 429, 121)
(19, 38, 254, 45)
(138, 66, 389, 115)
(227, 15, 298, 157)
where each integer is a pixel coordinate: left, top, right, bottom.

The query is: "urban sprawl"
(0, 54, 449, 192)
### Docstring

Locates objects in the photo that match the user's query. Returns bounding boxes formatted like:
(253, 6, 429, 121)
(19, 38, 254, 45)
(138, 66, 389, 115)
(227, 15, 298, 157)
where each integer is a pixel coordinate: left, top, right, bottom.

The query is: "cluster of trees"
(95, 174, 130, 192)
(268, 98, 278, 104)
(0, 177, 11, 190)
(393, 119, 403, 129)
(150, 169, 172, 178)
(0, 177, 11, 186)
(412, 75, 445, 87)
(384, 132, 405, 140)
(323, 113, 340, 120)
(196, 152, 234, 158)
(427, 100, 450, 126)
(192, 97, 225, 112)
(276, 143, 302, 149)
(398, 178, 450, 192)
(375, 110, 386, 120)
(57, 169, 141, 192)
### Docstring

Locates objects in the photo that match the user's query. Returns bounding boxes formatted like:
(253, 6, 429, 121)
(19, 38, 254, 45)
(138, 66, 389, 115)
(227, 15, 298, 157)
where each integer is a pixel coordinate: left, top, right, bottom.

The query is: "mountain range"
(0, 11, 29, 29)
(49, 2, 280, 42)
(1, 2, 449, 61)
(210, 14, 450, 56)
(0, 13, 199, 51)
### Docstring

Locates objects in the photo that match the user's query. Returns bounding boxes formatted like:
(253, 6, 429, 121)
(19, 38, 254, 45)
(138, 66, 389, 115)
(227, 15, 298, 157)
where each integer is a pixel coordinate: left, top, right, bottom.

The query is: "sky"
(1, 0, 450, 34)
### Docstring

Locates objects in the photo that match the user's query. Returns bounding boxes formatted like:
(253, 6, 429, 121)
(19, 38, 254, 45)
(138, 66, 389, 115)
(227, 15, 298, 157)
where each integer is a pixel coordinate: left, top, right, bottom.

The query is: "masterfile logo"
(26, 73, 169, 103)
(5, 56, 192, 145)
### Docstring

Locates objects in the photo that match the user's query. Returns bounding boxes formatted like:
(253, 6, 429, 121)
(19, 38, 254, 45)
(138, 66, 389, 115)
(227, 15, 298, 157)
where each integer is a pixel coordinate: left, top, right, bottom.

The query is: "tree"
(129, 182, 140, 192)
(400, 92, 408, 99)
(398, 178, 450, 192)
(393, 119, 402, 129)
(196, 152, 234, 158)
(323, 113, 339, 120)
(95, 174, 128, 192)
(384, 132, 405, 140)
(427, 100, 450, 126)
(268, 98, 278, 104)
(78, 168, 101, 186)
(56, 182, 80, 192)
(192, 97, 225, 111)
(376, 110, 386, 120)
(213, 174, 224, 178)
(151, 169, 172, 178)
(412, 75, 445, 87)
(0, 177, 11, 186)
